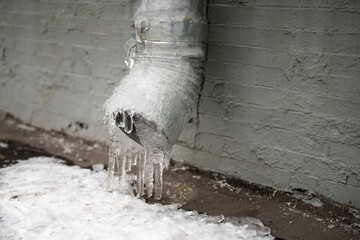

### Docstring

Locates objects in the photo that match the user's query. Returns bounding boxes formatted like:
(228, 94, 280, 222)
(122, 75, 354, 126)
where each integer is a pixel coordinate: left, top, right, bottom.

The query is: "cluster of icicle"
(106, 119, 169, 200)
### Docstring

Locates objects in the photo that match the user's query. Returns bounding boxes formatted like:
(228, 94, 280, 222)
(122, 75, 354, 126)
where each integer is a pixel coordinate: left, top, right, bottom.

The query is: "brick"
(205, 61, 289, 87)
(208, 0, 299, 8)
(292, 31, 360, 55)
(209, 25, 293, 49)
(199, 99, 360, 145)
(294, 9, 334, 31)
(298, 0, 360, 10)
(332, 10, 360, 33)
(205, 61, 360, 102)
(208, 5, 295, 29)
(316, 179, 360, 206)
(3, 36, 65, 58)
(198, 96, 228, 118)
(201, 79, 360, 119)
(325, 53, 360, 77)
(0, 81, 41, 118)
(193, 130, 356, 185)
(171, 144, 222, 172)
(207, 44, 292, 69)
(219, 155, 293, 190)
(197, 114, 360, 162)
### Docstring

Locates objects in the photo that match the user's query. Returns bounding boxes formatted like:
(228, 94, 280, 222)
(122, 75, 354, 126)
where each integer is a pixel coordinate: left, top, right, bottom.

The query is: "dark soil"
(0, 139, 75, 168)
(1, 112, 359, 240)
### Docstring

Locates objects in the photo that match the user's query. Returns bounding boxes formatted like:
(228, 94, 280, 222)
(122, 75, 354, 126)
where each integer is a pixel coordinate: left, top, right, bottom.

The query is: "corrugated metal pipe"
(104, 0, 207, 199)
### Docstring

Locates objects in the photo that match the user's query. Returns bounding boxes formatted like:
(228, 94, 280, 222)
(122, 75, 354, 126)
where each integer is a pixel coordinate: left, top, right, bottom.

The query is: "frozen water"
(104, 0, 207, 200)
(135, 0, 206, 23)
(105, 121, 168, 199)
(0, 157, 274, 240)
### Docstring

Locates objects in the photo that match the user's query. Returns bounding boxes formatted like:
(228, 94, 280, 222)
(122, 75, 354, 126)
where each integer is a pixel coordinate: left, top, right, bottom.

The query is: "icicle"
(119, 149, 126, 188)
(144, 152, 154, 197)
(105, 114, 170, 199)
(136, 151, 146, 197)
(132, 152, 137, 166)
(115, 148, 121, 179)
(106, 120, 117, 192)
(125, 150, 131, 172)
(154, 162, 164, 200)
(106, 141, 116, 192)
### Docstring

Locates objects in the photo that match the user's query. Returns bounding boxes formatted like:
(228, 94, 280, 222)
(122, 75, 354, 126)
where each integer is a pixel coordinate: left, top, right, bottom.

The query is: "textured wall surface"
(0, 0, 360, 207)
(173, 0, 360, 208)
(0, 0, 134, 141)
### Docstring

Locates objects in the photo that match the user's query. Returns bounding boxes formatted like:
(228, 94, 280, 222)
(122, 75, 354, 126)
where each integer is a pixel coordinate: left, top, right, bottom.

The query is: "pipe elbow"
(104, 0, 208, 199)
(105, 1, 207, 152)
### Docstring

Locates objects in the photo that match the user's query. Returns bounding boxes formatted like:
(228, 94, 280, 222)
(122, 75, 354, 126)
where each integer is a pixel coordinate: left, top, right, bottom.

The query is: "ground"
(0, 112, 359, 240)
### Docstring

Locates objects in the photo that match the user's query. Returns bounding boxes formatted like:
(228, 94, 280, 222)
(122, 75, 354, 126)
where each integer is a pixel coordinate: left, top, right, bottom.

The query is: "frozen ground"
(0, 157, 273, 240)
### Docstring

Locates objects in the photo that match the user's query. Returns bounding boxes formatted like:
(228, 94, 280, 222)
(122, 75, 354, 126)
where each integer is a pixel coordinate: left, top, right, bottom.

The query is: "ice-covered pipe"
(104, 0, 207, 199)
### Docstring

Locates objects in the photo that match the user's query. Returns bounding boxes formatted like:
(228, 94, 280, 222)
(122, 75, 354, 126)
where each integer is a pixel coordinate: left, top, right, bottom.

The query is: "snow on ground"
(0, 157, 273, 240)
(0, 142, 8, 149)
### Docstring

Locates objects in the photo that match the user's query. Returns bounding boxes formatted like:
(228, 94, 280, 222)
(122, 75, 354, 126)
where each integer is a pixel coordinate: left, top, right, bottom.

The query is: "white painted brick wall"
(174, 0, 360, 208)
(0, 0, 134, 141)
(0, 0, 359, 207)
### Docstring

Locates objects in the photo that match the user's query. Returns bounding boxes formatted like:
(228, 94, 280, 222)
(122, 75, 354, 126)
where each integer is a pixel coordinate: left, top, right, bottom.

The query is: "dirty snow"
(0, 157, 273, 240)
(16, 124, 36, 131)
(349, 208, 360, 219)
(293, 192, 323, 207)
(0, 142, 8, 149)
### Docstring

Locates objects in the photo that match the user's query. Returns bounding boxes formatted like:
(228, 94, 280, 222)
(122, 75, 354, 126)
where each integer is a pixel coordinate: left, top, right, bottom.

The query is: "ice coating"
(106, 117, 170, 199)
(105, 111, 170, 199)
(104, 0, 207, 199)
(135, 0, 206, 23)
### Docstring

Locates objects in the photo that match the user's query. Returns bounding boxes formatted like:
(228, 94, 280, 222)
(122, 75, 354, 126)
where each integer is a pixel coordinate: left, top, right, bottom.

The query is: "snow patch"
(17, 124, 36, 131)
(349, 208, 360, 219)
(293, 192, 323, 208)
(0, 142, 8, 149)
(92, 163, 104, 172)
(0, 157, 273, 240)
